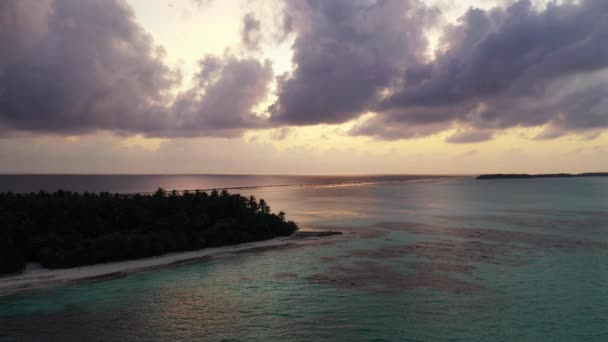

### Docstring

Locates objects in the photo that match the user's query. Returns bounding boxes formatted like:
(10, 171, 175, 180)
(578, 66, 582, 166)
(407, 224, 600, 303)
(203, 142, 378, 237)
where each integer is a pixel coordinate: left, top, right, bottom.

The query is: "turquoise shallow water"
(1, 177, 608, 341)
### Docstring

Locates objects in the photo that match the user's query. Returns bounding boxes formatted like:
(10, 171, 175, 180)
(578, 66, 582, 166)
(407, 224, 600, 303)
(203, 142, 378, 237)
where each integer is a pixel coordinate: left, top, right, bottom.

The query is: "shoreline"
(0, 232, 340, 296)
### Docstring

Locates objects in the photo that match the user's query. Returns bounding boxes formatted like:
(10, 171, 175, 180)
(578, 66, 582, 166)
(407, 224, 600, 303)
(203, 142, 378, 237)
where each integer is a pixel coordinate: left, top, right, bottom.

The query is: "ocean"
(1, 175, 607, 341)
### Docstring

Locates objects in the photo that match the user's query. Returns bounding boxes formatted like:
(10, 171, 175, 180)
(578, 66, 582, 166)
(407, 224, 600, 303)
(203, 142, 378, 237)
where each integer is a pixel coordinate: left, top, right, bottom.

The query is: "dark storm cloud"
(0, 0, 178, 135)
(269, 0, 438, 125)
(241, 13, 262, 51)
(386, 0, 608, 108)
(2, 0, 607, 142)
(349, 113, 451, 140)
(0, 0, 274, 138)
(169, 55, 273, 137)
(268, 0, 608, 141)
(359, 0, 608, 140)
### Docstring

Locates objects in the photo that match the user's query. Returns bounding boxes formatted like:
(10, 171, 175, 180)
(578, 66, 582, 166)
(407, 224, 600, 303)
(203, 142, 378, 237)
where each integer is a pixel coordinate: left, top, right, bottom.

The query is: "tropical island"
(0, 188, 298, 275)
(476, 172, 608, 180)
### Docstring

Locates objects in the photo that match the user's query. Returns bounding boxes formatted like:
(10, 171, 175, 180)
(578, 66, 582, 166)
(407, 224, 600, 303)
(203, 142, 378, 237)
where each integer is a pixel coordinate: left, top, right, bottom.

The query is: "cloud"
(445, 128, 494, 144)
(276, 10, 294, 43)
(269, 0, 608, 141)
(350, 115, 449, 140)
(365, 0, 608, 140)
(0, 0, 274, 138)
(0, 0, 179, 135)
(168, 55, 274, 137)
(270, 127, 293, 140)
(1, 0, 607, 142)
(269, 0, 438, 125)
(241, 13, 262, 51)
(387, 0, 608, 108)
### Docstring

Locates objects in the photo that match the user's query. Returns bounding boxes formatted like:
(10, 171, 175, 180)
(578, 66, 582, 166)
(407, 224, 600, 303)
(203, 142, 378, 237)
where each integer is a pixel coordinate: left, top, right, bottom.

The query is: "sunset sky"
(1, 0, 607, 174)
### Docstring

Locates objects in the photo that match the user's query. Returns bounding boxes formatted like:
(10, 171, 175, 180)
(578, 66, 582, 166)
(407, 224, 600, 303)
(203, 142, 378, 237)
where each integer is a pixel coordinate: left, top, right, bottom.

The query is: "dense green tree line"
(0, 188, 298, 275)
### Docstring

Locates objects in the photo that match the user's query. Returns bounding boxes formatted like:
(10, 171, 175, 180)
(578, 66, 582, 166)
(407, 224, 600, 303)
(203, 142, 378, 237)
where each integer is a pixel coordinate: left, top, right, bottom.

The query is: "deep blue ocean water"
(1, 175, 607, 341)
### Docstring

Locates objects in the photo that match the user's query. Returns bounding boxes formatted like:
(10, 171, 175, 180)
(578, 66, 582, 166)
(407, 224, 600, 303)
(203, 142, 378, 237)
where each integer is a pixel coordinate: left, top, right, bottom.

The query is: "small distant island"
(0, 188, 298, 275)
(476, 172, 608, 180)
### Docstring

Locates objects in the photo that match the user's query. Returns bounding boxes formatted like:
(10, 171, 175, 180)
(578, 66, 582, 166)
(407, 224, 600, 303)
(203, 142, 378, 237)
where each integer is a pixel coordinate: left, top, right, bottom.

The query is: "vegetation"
(0, 188, 298, 275)
(476, 172, 608, 180)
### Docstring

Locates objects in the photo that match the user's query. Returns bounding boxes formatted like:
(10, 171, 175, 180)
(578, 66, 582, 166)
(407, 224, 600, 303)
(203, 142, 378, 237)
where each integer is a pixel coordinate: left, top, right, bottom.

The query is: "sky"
(0, 0, 607, 174)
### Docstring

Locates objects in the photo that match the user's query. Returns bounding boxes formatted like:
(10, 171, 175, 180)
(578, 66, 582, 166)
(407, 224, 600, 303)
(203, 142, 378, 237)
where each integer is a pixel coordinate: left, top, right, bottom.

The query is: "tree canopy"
(0, 188, 298, 275)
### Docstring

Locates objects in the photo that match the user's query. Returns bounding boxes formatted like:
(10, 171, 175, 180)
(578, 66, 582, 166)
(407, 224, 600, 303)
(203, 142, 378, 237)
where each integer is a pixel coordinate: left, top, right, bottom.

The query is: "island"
(476, 172, 608, 180)
(0, 188, 298, 275)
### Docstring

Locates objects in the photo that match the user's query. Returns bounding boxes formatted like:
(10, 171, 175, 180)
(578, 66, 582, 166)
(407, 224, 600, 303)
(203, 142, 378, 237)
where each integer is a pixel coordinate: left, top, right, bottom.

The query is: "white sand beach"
(0, 237, 301, 295)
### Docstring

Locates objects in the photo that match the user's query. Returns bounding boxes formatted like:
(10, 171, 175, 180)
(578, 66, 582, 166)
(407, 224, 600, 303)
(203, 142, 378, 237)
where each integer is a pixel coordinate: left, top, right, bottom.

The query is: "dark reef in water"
(0, 188, 298, 275)
(476, 172, 608, 180)
(303, 221, 608, 294)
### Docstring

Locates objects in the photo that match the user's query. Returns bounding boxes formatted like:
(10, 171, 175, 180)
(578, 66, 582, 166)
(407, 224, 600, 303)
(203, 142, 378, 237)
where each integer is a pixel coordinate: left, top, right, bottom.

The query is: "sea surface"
(1, 175, 607, 341)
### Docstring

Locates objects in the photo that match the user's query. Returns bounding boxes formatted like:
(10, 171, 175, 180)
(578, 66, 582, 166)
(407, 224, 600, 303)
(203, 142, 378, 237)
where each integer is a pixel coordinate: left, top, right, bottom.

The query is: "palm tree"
(154, 187, 166, 197)
(259, 199, 270, 214)
(248, 196, 258, 211)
